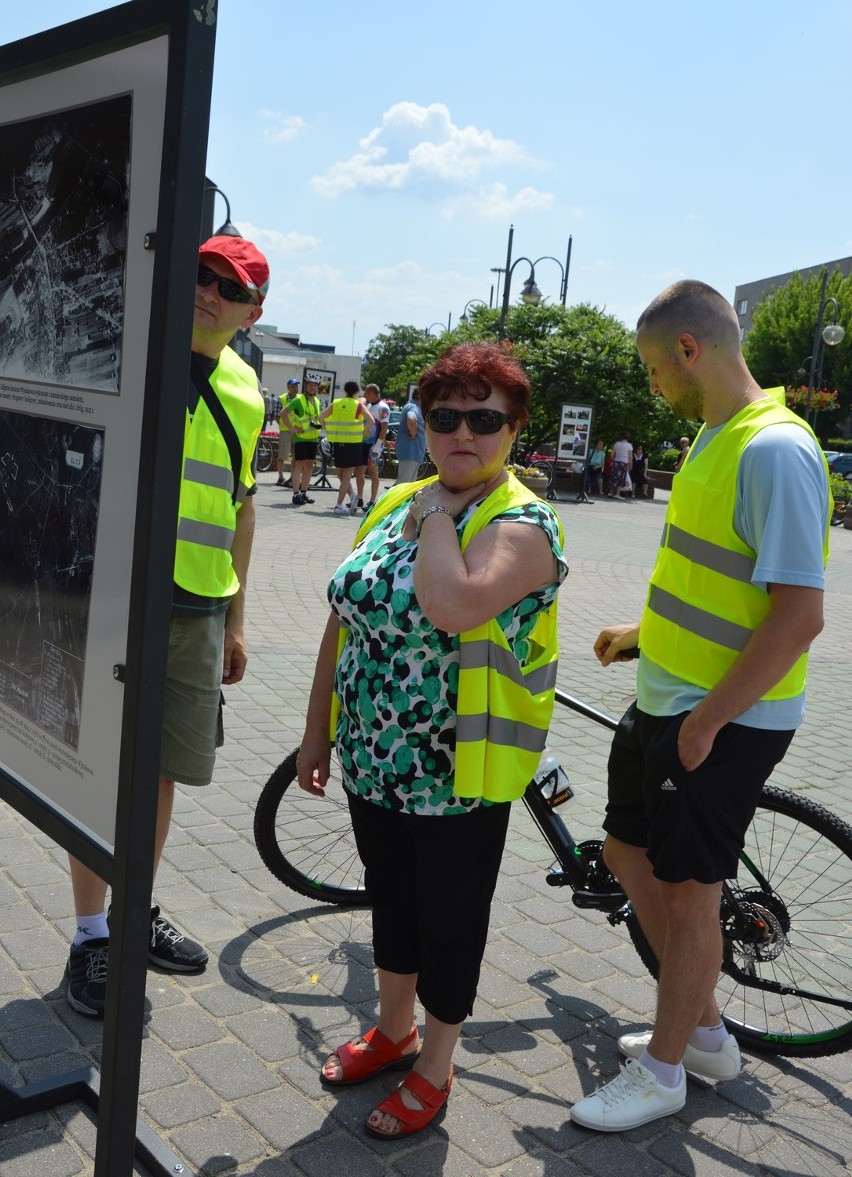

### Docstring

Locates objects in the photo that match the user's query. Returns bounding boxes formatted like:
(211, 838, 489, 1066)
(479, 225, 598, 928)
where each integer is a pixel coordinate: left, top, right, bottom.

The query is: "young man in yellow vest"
(65, 236, 268, 1016)
(571, 279, 831, 1131)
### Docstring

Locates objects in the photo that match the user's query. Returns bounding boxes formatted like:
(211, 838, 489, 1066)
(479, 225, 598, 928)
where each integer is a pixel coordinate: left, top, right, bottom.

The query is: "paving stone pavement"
(1, 473, 851, 1175)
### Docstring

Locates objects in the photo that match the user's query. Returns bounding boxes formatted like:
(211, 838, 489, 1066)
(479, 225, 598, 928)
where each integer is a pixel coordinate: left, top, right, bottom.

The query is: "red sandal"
(320, 1025, 420, 1087)
(365, 1065, 454, 1140)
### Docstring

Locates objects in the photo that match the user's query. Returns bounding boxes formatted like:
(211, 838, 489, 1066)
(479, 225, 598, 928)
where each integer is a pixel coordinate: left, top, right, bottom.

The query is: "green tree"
(743, 271, 852, 429)
(360, 324, 436, 399)
(360, 302, 694, 457)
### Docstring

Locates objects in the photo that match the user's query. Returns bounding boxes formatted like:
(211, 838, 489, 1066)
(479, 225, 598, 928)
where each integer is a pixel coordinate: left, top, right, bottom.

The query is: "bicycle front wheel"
(253, 749, 369, 906)
(625, 785, 852, 1057)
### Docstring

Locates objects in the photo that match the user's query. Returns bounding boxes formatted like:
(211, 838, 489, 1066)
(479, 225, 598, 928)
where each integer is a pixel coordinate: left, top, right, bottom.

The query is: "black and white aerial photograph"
(0, 411, 104, 748)
(0, 95, 131, 392)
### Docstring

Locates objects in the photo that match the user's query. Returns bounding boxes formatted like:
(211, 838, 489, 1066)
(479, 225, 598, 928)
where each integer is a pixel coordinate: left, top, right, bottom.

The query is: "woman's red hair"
(418, 342, 531, 428)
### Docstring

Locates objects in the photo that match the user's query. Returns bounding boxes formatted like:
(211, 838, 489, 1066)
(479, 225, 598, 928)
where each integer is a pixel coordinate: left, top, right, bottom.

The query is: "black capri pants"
(347, 791, 511, 1025)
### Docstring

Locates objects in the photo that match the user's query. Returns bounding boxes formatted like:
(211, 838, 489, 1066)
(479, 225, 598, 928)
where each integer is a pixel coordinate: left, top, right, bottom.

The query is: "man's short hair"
(364, 383, 380, 396)
(637, 280, 740, 354)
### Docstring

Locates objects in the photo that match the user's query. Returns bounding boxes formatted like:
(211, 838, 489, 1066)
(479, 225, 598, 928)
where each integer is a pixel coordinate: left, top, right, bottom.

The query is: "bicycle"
(254, 686, 852, 1059)
(255, 434, 276, 473)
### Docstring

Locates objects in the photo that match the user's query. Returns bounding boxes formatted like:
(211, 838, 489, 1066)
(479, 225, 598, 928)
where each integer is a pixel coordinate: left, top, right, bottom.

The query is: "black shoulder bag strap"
(190, 359, 243, 507)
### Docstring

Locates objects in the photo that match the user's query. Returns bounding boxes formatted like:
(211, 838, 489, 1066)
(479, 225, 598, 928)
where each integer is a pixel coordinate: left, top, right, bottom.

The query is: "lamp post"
(798, 270, 845, 428)
(497, 224, 572, 339)
(203, 184, 241, 238)
(424, 316, 452, 337)
(459, 299, 489, 325)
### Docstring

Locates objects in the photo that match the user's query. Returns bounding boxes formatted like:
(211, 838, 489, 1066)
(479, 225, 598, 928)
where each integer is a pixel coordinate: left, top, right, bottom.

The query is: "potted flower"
(506, 463, 549, 497)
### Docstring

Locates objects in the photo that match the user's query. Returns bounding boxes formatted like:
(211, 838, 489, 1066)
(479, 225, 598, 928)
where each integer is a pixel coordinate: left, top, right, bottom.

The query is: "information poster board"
(557, 402, 593, 466)
(304, 366, 335, 409)
(0, 37, 176, 853)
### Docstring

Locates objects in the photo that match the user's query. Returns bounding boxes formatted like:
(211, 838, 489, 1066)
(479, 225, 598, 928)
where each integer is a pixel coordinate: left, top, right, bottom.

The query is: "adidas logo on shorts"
(660, 778, 677, 792)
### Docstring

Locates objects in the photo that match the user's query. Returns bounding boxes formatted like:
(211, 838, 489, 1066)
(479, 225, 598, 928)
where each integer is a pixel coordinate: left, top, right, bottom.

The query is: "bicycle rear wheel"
(256, 436, 275, 473)
(530, 460, 554, 489)
(625, 785, 852, 1057)
(254, 749, 369, 906)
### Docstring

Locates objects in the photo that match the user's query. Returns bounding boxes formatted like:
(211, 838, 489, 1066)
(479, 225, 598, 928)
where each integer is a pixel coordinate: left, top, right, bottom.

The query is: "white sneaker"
(618, 1030, 741, 1081)
(333, 504, 348, 515)
(347, 491, 358, 515)
(570, 1059, 685, 1132)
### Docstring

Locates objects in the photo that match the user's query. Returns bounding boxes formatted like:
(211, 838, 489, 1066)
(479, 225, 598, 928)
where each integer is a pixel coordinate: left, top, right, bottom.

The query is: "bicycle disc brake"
(723, 890, 789, 965)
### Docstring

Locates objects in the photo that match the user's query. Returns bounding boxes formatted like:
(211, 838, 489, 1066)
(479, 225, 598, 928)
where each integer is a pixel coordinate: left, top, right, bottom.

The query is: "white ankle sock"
(689, 1021, 729, 1053)
(637, 1048, 684, 1088)
(73, 912, 109, 945)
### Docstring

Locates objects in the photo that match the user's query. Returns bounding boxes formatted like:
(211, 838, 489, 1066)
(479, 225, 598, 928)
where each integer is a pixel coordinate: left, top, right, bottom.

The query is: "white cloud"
(584, 259, 614, 273)
(311, 102, 540, 198)
(236, 222, 321, 256)
(259, 110, 305, 143)
(259, 256, 487, 351)
(441, 183, 555, 221)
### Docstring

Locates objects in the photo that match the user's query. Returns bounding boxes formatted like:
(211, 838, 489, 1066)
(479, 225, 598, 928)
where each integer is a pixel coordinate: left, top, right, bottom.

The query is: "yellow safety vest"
(640, 398, 830, 698)
(288, 393, 322, 441)
(331, 474, 564, 801)
(175, 347, 264, 598)
(323, 396, 363, 444)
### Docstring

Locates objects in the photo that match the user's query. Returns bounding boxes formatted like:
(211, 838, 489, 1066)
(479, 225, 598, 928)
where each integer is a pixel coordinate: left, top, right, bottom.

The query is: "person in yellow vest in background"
(571, 280, 831, 1133)
(282, 377, 323, 506)
(321, 380, 374, 515)
(64, 235, 268, 1017)
(297, 342, 567, 1142)
(274, 379, 298, 487)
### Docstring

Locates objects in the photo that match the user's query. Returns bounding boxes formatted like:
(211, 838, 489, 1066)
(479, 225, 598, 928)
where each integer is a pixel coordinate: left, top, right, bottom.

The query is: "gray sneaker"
(570, 1058, 686, 1131)
(618, 1029, 741, 1081)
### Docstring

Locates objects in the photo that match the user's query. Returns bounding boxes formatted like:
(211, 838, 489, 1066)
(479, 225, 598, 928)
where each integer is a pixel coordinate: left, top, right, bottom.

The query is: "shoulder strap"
(191, 358, 242, 506)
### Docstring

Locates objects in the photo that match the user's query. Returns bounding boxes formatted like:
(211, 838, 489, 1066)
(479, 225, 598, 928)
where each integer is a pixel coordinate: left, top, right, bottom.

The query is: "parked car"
(827, 453, 852, 480)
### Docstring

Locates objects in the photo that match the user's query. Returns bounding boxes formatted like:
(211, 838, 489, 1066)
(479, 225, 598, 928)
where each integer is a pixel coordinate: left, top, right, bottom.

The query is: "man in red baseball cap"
(65, 235, 270, 1016)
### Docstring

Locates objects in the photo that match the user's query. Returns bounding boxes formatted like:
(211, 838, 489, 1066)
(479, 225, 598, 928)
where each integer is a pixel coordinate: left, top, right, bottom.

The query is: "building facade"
(734, 256, 852, 340)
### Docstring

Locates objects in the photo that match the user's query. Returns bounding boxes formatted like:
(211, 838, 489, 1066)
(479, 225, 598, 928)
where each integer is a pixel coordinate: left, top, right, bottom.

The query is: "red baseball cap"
(198, 235, 270, 303)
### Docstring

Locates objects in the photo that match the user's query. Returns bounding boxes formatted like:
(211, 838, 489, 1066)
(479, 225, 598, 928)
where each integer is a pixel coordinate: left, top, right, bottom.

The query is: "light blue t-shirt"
(638, 421, 828, 730)
(395, 401, 426, 462)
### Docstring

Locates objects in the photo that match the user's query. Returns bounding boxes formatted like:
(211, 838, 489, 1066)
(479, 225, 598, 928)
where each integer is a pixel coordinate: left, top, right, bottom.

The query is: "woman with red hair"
(297, 342, 567, 1141)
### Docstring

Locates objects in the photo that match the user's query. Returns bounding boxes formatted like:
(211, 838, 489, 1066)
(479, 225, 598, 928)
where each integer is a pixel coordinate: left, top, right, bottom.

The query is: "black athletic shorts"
(603, 702, 794, 883)
(332, 442, 362, 468)
(293, 440, 318, 461)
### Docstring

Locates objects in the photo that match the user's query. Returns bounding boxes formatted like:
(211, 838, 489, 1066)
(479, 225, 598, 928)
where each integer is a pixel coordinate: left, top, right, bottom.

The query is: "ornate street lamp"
(424, 317, 452, 336)
(800, 273, 847, 416)
(497, 225, 572, 339)
(203, 184, 241, 238)
(797, 270, 845, 427)
(459, 299, 489, 324)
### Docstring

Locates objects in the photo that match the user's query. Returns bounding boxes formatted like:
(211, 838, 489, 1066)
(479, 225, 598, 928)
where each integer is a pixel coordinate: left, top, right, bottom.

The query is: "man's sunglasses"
(197, 264, 256, 305)
(425, 407, 511, 435)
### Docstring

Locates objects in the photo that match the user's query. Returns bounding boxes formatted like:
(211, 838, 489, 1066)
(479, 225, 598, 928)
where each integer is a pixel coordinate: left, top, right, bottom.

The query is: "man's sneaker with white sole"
(618, 1030, 741, 1081)
(570, 1058, 686, 1131)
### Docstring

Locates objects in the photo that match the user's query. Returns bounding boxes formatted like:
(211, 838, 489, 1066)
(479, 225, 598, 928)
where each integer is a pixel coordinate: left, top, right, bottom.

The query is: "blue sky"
(6, 1, 852, 356)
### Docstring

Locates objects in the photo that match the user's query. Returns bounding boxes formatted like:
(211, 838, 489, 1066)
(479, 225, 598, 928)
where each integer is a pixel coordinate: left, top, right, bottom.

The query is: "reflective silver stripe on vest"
(176, 518, 235, 551)
(456, 712, 548, 752)
(236, 480, 249, 504)
(459, 638, 558, 695)
(184, 457, 234, 497)
(647, 585, 752, 652)
(665, 523, 755, 584)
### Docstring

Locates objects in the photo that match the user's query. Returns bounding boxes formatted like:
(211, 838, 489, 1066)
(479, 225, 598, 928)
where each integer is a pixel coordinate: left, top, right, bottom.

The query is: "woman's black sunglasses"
(425, 407, 511, 435)
(197, 264, 256, 305)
